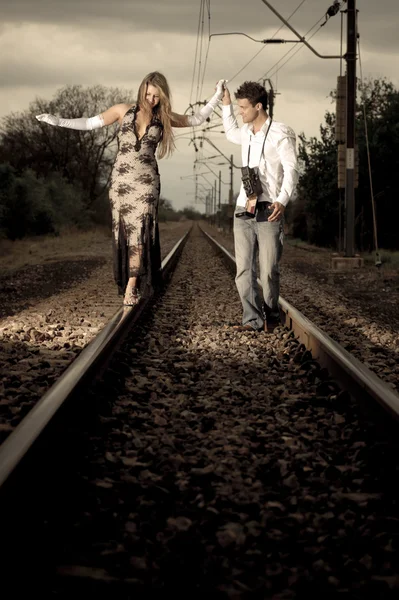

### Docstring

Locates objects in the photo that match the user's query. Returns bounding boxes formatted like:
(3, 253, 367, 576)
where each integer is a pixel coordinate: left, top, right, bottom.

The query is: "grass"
(0, 227, 112, 273)
(0, 222, 191, 274)
(362, 249, 399, 268)
(2, 226, 396, 274)
(286, 237, 399, 269)
(285, 236, 332, 253)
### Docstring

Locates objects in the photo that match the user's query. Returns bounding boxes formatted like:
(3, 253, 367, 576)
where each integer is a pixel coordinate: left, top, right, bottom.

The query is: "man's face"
(237, 98, 259, 123)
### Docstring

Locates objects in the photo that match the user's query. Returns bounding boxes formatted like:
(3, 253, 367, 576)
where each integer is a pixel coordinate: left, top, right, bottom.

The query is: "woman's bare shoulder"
(116, 103, 135, 119)
(101, 103, 135, 126)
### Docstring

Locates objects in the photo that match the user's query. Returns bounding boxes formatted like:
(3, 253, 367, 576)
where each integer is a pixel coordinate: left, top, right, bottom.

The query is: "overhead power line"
(221, 0, 308, 84)
(259, 15, 325, 83)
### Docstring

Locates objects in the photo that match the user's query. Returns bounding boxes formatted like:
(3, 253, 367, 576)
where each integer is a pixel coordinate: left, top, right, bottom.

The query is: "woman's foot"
(123, 286, 141, 306)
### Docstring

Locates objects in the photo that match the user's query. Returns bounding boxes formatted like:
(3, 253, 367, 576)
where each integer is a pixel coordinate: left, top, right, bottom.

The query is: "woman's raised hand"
(215, 79, 228, 100)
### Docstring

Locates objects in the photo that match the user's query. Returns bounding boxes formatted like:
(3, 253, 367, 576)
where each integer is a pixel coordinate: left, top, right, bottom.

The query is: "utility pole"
(212, 186, 215, 223)
(229, 155, 234, 231)
(218, 171, 221, 209)
(214, 179, 217, 223)
(259, 0, 363, 268)
(229, 154, 234, 205)
(344, 0, 357, 257)
(218, 170, 221, 230)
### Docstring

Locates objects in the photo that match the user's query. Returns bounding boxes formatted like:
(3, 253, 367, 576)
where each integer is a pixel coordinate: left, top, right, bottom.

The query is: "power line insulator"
(327, 1, 340, 18)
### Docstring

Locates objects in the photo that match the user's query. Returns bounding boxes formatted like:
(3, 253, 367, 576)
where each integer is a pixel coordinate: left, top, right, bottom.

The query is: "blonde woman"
(36, 72, 226, 305)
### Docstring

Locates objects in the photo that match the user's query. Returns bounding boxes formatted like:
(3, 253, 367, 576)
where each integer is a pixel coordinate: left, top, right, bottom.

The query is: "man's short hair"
(235, 81, 268, 111)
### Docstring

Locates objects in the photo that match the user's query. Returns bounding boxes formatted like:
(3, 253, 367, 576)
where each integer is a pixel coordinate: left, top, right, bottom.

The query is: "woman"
(36, 72, 226, 305)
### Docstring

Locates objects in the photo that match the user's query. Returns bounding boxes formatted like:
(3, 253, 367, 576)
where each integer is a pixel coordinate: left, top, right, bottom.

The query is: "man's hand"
(268, 201, 285, 222)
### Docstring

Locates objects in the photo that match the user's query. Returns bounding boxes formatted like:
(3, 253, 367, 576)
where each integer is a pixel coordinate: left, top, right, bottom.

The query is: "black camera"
(236, 166, 263, 220)
(241, 166, 263, 198)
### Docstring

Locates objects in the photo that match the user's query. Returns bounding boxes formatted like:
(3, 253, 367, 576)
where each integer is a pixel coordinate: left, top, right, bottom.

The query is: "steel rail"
(0, 229, 191, 489)
(201, 228, 399, 421)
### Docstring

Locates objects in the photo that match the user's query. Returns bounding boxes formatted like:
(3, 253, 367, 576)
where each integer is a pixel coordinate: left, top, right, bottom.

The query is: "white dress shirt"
(222, 104, 299, 208)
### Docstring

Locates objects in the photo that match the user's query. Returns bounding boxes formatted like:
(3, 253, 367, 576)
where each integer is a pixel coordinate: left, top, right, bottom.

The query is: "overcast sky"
(1, 0, 398, 212)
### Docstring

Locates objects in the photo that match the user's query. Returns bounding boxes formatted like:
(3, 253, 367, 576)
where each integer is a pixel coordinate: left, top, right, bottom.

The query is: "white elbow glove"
(36, 113, 105, 130)
(187, 79, 228, 127)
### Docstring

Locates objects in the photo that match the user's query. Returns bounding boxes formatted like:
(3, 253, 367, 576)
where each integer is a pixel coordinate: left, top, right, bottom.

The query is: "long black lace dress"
(109, 105, 163, 297)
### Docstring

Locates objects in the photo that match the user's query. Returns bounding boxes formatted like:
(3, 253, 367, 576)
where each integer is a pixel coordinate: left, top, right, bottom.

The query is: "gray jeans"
(233, 205, 283, 328)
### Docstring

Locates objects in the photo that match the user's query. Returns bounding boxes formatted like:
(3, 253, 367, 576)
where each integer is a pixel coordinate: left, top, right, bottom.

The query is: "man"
(221, 81, 298, 332)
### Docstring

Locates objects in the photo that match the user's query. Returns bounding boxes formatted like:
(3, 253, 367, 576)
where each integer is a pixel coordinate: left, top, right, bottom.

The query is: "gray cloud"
(1, 0, 397, 40)
(0, 0, 398, 212)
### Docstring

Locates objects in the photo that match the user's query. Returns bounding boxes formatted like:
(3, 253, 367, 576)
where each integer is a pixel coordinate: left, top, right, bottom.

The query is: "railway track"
(1, 223, 398, 597)
(0, 225, 191, 445)
(204, 230, 399, 423)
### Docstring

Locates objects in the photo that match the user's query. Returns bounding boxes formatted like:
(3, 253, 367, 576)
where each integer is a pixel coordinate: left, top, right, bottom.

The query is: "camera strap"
(247, 119, 273, 167)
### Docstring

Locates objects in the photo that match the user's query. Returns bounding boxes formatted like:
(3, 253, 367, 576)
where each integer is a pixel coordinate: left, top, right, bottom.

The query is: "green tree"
(293, 112, 338, 246)
(0, 84, 129, 208)
(292, 77, 399, 250)
(357, 78, 399, 250)
(159, 197, 179, 222)
(0, 164, 88, 239)
(179, 207, 202, 220)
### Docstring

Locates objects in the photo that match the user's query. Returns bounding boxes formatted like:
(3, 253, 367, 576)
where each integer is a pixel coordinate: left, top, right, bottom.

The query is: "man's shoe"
(265, 319, 281, 333)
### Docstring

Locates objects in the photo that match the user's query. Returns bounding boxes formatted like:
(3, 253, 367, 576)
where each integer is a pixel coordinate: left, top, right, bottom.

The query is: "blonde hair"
(137, 71, 176, 159)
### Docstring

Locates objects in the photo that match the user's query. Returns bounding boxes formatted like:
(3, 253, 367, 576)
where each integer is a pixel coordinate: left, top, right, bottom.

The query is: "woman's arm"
(36, 103, 133, 130)
(221, 86, 242, 145)
(171, 80, 227, 128)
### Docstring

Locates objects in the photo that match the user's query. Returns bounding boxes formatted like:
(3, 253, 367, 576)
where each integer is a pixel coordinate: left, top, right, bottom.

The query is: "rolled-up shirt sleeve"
(222, 104, 242, 145)
(275, 135, 299, 206)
